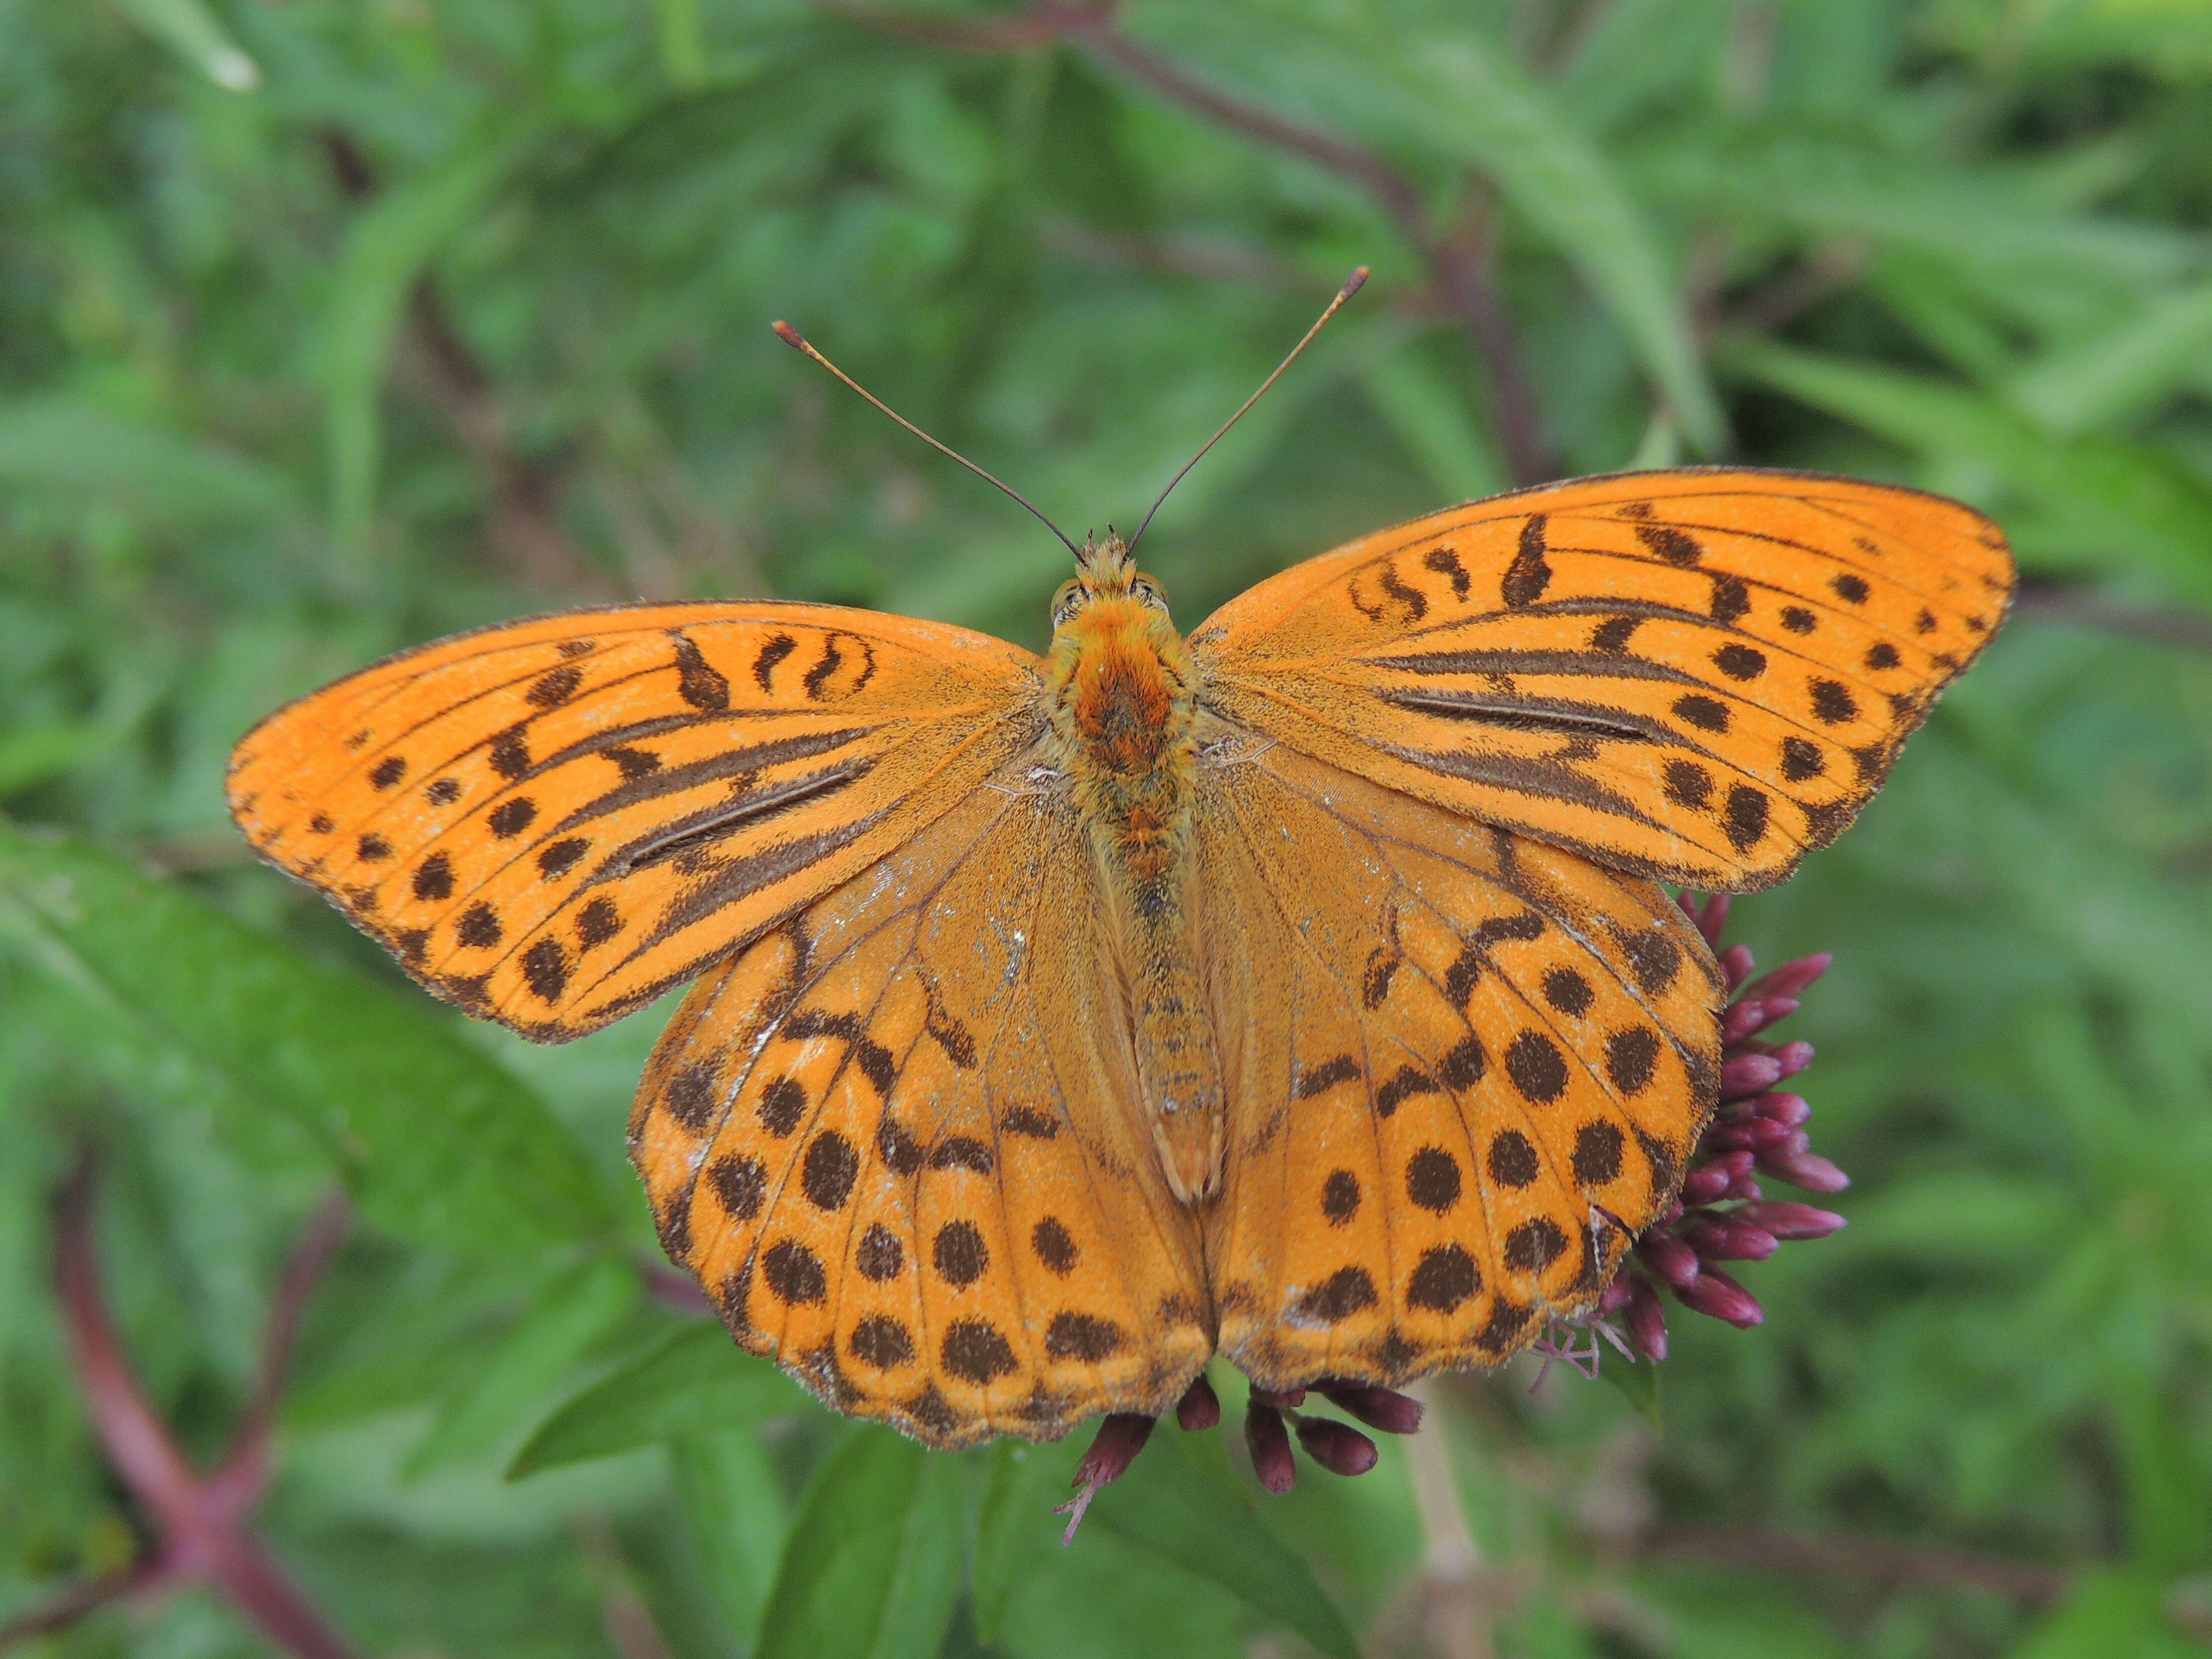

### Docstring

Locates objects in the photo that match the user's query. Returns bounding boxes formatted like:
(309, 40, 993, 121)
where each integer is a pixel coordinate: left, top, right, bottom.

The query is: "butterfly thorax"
(1043, 536, 1224, 1206)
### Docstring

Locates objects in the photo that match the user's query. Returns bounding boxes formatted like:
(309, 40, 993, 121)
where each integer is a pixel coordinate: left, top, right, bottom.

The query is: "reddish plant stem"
(826, 1, 1557, 486)
(10, 1152, 362, 1659)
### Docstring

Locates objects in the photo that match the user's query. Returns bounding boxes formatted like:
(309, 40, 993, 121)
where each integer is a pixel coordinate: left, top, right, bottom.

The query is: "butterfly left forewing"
(228, 602, 1041, 1040)
(1192, 469, 2013, 891)
(1194, 740, 1721, 1388)
(632, 760, 1212, 1448)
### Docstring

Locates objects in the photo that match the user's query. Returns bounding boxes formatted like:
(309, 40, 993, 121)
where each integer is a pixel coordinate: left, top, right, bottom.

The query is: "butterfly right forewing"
(1193, 469, 2012, 893)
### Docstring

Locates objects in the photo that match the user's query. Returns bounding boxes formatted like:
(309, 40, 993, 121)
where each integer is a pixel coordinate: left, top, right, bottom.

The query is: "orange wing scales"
(228, 603, 1042, 1040)
(630, 774, 1211, 1448)
(1196, 744, 1722, 1389)
(1194, 470, 2014, 891)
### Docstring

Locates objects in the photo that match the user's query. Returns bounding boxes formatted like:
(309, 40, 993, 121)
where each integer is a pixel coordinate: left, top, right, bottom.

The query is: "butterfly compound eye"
(1050, 579, 1084, 628)
(1131, 576, 1170, 613)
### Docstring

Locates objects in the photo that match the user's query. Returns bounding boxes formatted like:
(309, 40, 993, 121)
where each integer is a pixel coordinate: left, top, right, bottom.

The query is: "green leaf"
(2007, 279, 2212, 436)
(105, 0, 259, 90)
(0, 823, 611, 1258)
(1720, 337, 2212, 608)
(324, 132, 536, 562)
(405, 1255, 640, 1479)
(1091, 1431, 1360, 1659)
(2109, 1375, 2212, 1575)
(970, 1438, 1063, 1646)
(0, 724, 110, 800)
(754, 1427, 968, 1659)
(510, 1320, 807, 1478)
(1139, 6, 1724, 450)
(0, 398, 294, 521)
(652, 0, 708, 90)
(1555, 0, 1731, 136)
(1645, 134, 2202, 290)
(2008, 1568, 2205, 1659)
(1600, 1350, 1663, 1429)
(1362, 350, 1509, 503)
(673, 1423, 793, 1644)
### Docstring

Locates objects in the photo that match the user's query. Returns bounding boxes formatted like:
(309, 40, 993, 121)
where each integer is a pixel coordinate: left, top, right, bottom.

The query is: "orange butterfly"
(227, 296, 2011, 1451)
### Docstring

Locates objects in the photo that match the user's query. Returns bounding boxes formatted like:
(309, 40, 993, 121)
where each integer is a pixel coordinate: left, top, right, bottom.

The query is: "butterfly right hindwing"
(1193, 740, 1722, 1390)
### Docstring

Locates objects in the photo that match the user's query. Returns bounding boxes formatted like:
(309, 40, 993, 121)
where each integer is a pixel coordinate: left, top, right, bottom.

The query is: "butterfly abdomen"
(1045, 586, 1223, 1204)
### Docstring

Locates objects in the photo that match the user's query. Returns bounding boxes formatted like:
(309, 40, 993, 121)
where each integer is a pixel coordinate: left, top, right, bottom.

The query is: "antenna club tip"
(1342, 266, 1370, 298)
(772, 320, 808, 350)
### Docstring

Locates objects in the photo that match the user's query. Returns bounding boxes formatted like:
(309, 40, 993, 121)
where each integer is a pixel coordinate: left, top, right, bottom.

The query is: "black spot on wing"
(1422, 546, 1470, 598)
(753, 633, 796, 692)
(671, 633, 730, 711)
(1501, 516, 1551, 608)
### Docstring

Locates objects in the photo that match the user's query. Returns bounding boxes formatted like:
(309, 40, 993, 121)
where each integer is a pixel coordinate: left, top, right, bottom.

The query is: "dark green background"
(3, 1, 2210, 1655)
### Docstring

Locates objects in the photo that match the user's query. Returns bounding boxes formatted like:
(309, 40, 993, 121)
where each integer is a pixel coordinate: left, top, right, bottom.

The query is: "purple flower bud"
(1680, 1161, 1733, 1205)
(1680, 891, 1731, 945)
(1678, 1214, 1779, 1262)
(1635, 1230, 1701, 1288)
(1596, 1274, 1635, 1316)
(1719, 1052, 1784, 1100)
(1725, 1170, 1764, 1202)
(1703, 1114, 1796, 1152)
(1768, 1039, 1814, 1080)
(1738, 1201, 1847, 1240)
(1175, 1373, 1221, 1431)
(1675, 1266, 1764, 1327)
(1718, 943, 1756, 990)
(1318, 1383, 1424, 1434)
(1070, 1412, 1154, 1493)
(1625, 1274, 1669, 1360)
(1722, 998, 1786, 1045)
(1249, 1385, 1306, 1409)
(1760, 1150, 1850, 1193)
(1057, 1413, 1155, 1544)
(1245, 1403, 1297, 1494)
(1747, 1092, 1811, 1127)
(1295, 1416, 1379, 1477)
(1747, 953, 1831, 999)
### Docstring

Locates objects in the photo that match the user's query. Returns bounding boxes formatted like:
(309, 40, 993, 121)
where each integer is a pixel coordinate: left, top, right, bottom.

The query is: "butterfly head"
(1050, 534, 1171, 633)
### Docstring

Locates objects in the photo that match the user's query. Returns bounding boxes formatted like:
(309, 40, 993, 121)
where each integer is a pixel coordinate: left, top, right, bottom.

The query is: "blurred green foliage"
(3, 0, 2211, 1654)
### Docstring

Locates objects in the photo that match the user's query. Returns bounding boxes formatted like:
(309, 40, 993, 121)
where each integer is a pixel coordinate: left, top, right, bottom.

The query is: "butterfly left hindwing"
(632, 756, 1212, 1448)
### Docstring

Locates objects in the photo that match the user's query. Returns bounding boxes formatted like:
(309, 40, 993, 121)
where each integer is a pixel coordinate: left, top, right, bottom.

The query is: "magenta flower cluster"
(1060, 892, 1849, 1534)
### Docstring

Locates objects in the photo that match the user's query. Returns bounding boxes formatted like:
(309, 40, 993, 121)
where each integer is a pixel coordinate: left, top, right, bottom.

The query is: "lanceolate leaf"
(324, 130, 538, 563)
(406, 1254, 640, 1478)
(511, 1319, 806, 1478)
(753, 1427, 970, 1659)
(0, 823, 612, 1258)
(1092, 1431, 1361, 1659)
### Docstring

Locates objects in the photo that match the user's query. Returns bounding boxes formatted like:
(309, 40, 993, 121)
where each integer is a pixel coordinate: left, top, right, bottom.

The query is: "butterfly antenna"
(772, 321, 1080, 557)
(1127, 266, 1368, 557)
